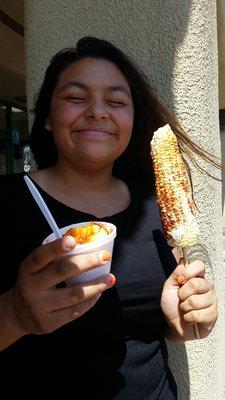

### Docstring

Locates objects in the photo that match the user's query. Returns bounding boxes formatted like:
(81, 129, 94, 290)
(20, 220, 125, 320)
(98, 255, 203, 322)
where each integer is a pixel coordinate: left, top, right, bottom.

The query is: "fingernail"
(98, 250, 111, 262)
(177, 275, 186, 285)
(63, 236, 76, 250)
(104, 274, 116, 286)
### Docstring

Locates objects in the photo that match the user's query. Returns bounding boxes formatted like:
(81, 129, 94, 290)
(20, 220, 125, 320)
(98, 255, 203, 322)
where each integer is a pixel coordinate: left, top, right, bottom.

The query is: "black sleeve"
(0, 173, 48, 293)
(152, 229, 177, 278)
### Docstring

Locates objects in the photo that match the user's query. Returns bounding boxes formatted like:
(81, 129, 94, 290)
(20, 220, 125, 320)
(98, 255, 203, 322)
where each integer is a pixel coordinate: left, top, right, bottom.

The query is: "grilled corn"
(150, 124, 199, 248)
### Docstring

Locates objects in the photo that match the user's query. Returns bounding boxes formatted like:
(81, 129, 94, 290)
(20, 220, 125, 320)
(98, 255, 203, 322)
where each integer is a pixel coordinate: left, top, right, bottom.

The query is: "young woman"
(0, 37, 217, 399)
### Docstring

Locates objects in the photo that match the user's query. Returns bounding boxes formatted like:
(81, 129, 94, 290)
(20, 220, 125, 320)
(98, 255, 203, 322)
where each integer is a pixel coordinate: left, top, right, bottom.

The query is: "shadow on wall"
(220, 109, 225, 230)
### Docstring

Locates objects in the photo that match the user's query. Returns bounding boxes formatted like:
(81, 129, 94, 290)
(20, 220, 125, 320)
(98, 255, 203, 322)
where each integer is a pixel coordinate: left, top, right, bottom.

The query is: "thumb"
(22, 235, 76, 274)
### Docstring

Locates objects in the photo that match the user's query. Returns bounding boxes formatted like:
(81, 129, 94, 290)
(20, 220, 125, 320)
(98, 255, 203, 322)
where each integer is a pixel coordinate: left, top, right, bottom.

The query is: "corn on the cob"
(151, 124, 200, 339)
(150, 124, 199, 248)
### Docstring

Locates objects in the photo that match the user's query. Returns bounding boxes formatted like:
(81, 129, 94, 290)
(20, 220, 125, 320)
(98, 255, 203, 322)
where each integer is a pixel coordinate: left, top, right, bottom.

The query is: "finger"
(182, 304, 218, 325)
(50, 294, 102, 331)
(34, 250, 111, 290)
(180, 291, 214, 313)
(166, 259, 205, 287)
(69, 250, 111, 269)
(45, 274, 116, 312)
(179, 278, 212, 301)
(22, 236, 76, 274)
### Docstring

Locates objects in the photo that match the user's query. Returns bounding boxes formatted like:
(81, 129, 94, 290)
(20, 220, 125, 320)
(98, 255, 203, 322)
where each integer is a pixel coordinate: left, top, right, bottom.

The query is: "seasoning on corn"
(150, 124, 199, 248)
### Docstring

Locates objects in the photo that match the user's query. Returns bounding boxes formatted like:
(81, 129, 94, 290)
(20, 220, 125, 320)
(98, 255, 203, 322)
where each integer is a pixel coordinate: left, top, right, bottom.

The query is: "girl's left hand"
(160, 259, 218, 340)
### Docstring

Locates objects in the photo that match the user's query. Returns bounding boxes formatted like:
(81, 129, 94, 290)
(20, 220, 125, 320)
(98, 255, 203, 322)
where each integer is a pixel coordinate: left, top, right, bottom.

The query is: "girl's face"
(45, 57, 134, 170)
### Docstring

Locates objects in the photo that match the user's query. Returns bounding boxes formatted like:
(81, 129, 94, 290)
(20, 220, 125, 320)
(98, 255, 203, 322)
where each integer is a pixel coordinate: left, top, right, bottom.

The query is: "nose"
(85, 99, 108, 121)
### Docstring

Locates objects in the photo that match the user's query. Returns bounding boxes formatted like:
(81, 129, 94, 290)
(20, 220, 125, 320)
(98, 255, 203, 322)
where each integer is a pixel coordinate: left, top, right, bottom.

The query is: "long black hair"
(30, 36, 220, 195)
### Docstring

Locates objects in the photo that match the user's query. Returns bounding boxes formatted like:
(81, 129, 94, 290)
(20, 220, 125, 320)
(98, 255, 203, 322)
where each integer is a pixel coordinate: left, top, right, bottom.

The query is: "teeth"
(150, 124, 199, 248)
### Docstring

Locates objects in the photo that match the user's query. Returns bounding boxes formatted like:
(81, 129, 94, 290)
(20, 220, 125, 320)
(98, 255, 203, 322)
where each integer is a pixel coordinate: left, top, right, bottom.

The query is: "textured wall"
(217, 0, 225, 109)
(24, 1, 225, 398)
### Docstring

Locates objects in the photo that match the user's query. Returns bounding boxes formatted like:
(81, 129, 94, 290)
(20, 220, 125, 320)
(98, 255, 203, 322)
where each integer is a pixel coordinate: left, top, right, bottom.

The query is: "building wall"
(24, 1, 225, 399)
(217, 0, 225, 227)
(217, 0, 225, 109)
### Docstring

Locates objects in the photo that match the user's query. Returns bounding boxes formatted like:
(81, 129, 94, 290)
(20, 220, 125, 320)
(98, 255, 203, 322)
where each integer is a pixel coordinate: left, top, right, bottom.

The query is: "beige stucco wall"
(24, 1, 225, 399)
(218, 0, 225, 109)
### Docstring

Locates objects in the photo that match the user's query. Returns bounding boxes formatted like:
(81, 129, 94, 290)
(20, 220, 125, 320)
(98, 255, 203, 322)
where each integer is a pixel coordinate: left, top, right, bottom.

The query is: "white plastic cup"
(43, 221, 117, 285)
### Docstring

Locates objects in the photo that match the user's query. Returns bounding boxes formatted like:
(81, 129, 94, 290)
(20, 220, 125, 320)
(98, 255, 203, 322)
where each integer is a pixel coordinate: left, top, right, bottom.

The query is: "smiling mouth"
(76, 129, 115, 137)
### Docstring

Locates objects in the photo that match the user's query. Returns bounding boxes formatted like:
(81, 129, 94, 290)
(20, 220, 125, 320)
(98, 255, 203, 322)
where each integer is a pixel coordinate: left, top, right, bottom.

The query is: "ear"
(45, 116, 51, 131)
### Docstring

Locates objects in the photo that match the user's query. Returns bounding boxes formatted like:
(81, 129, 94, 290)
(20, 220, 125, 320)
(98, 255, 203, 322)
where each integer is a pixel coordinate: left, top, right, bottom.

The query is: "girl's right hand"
(10, 235, 115, 336)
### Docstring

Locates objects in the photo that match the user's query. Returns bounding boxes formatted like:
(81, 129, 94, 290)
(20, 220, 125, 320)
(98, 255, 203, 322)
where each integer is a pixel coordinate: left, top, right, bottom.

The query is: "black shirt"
(0, 173, 177, 399)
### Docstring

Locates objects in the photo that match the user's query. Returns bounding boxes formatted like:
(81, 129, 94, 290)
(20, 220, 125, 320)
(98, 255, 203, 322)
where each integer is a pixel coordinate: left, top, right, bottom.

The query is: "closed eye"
(107, 100, 126, 107)
(66, 96, 87, 103)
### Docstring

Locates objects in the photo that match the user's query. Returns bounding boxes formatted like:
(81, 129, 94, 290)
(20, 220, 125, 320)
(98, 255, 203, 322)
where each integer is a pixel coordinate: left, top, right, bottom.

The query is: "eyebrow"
(108, 85, 131, 97)
(59, 81, 131, 97)
(60, 81, 87, 91)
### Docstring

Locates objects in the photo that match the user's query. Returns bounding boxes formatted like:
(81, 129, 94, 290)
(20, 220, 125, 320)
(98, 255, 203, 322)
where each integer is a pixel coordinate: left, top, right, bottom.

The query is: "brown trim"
(0, 9, 24, 37)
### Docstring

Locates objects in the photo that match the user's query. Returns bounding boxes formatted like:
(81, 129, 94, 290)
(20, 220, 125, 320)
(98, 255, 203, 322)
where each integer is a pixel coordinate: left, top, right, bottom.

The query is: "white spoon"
(24, 175, 62, 239)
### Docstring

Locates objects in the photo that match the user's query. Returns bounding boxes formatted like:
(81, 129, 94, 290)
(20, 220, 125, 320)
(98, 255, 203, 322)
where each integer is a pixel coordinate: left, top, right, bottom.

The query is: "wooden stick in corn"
(150, 124, 200, 339)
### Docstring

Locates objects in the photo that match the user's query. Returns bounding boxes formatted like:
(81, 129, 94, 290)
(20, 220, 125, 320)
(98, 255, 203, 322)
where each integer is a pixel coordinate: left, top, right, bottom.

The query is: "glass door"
(0, 101, 7, 174)
(0, 100, 31, 175)
(12, 106, 30, 173)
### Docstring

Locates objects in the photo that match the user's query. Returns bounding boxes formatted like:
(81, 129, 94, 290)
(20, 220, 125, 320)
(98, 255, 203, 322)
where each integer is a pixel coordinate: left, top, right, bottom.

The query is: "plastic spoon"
(24, 175, 62, 239)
